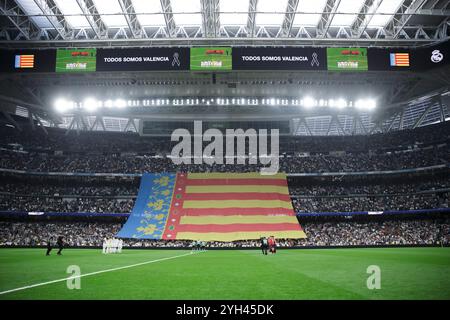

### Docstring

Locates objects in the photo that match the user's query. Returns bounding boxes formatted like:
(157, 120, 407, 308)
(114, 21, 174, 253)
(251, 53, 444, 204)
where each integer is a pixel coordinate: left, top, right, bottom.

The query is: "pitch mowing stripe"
(0, 251, 203, 296)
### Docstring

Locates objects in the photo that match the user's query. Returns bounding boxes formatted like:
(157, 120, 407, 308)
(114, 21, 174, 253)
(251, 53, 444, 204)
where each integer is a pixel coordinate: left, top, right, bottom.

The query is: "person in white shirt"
(102, 238, 107, 254)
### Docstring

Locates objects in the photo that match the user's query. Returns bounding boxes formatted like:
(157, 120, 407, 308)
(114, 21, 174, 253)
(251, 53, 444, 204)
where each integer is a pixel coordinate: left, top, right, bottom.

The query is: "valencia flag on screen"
(116, 173, 306, 241)
(14, 55, 35, 68)
(390, 53, 410, 67)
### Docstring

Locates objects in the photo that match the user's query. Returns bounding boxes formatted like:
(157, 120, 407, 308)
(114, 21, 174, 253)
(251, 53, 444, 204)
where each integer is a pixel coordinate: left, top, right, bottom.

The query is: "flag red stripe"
(184, 178, 287, 186)
(182, 193, 292, 201)
(181, 208, 295, 216)
(175, 222, 301, 233)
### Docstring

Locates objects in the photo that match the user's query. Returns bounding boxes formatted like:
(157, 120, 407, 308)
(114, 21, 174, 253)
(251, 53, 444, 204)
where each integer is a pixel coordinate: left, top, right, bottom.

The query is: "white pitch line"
(0, 251, 202, 296)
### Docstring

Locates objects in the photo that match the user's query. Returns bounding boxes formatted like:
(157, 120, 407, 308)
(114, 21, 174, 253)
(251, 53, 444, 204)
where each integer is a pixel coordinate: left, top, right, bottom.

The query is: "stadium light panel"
(319, 99, 325, 107)
(104, 100, 113, 108)
(366, 99, 377, 110)
(114, 99, 126, 108)
(336, 99, 347, 109)
(83, 98, 98, 112)
(54, 98, 73, 113)
(303, 96, 315, 108)
(355, 99, 377, 111)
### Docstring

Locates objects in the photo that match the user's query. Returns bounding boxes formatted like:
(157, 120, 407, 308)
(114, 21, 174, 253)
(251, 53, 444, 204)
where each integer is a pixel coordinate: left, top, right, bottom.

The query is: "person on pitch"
(269, 236, 277, 254)
(46, 236, 54, 256)
(260, 236, 268, 255)
(56, 235, 64, 255)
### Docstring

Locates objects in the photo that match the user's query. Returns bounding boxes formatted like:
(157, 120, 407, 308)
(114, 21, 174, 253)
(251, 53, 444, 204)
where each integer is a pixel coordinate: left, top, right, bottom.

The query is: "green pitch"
(0, 248, 449, 300)
(55, 49, 97, 72)
(190, 47, 232, 71)
(327, 48, 368, 71)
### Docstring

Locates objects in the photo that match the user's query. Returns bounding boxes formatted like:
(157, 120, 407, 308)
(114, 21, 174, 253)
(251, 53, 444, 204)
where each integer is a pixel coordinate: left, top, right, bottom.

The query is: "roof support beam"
(386, 111, 400, 132)
(412, 102, 434, 129)
(297, 117, 312, 136)
(0, 0, 41, 40)
(280, 0, 299, 37)
(246, 0, 258, 38)
(28, 110, 35, 131)
(201, 0, 220, 38)
(350, 0, 383, 38)
(33, 0, 73, 40)
(124, 118, 138, 132)
(417, 9, 450, 16)
(117, 0, 145, 38)
(399, 109, 405, 130)
(2, 110, 22, 132)
(317, 0, 341, 38)
(438, 95, 445, 123)
(33, 113, 48, 135)
(160, 0, 176, 37)
(90, 115, 105, 131)
(75, 0, 108, 39)
(385, 0, 428, 39)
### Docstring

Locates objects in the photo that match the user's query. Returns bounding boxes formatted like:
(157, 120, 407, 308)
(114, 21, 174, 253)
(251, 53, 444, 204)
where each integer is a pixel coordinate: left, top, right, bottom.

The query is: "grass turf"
(0, 247, 449, 300)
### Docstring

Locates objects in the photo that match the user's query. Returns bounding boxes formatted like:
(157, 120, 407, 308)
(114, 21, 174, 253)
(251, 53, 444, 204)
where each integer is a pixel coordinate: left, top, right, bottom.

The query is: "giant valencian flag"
(117, 173, 306, 241)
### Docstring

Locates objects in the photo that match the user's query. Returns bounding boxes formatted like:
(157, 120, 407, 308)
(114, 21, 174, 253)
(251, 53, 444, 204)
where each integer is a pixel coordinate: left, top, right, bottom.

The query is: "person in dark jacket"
(56, 236, 64, 255)
(46, 237, 53, 256)
(260, 237, 268, 255)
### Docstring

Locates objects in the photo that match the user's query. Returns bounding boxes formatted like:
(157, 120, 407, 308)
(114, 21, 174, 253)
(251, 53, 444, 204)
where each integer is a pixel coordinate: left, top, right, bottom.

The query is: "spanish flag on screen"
(116, 173, 306, 242)
(14, 55, 34, 68)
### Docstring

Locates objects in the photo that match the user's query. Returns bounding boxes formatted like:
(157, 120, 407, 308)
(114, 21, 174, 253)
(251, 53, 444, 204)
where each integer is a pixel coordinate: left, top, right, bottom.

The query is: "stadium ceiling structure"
(0, 0, 449, 136)
(0, 0, 449, 47)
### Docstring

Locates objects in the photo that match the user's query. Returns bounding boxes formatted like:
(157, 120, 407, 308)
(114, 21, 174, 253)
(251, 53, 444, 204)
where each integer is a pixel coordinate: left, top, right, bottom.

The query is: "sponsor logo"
(337, 61, 359, 69)
(431, 49, 443, 63)
(66, 62, 87, 70)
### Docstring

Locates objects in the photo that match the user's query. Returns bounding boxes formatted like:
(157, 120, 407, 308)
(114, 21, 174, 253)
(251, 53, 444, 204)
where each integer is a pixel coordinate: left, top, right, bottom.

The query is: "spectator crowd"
(0, 218, 448, 247)
(1, 176, 449, 213)
(0, 146, 448, 173)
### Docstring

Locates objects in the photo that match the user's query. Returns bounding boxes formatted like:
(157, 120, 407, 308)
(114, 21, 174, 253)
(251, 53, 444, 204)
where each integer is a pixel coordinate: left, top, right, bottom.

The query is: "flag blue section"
(116, 173, 175, 239)
(390, 53, 395, 66)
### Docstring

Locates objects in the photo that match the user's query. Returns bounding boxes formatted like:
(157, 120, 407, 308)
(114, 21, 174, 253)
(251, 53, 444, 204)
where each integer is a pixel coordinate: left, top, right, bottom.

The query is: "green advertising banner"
(190, 47, 232, 71)
(56, 48, 97, 72)
(327, 48, 368, 71)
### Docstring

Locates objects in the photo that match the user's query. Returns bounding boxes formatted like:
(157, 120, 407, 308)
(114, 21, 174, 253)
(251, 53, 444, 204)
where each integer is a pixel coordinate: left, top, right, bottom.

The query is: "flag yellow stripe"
(183, 200, 293, 209)
(175, 230, 307, 241)
(185, 185, 289, 194)
(180, 215, 299, 225)
(187, 172, 286, 179)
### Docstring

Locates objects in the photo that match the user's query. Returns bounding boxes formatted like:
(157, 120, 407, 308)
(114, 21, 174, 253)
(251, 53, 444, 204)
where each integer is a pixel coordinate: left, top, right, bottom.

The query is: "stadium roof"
(0, 0, 449, 47)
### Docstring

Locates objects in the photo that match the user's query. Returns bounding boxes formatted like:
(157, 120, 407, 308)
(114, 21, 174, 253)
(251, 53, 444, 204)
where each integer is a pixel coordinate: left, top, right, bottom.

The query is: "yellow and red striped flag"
(162, 172, 306, 241)
(390, 53, 410, 67)
(14, 55, 34, 68)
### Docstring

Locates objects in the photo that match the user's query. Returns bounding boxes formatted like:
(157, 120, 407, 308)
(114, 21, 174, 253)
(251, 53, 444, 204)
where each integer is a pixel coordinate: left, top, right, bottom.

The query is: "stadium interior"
(0, 0, 449, 301)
